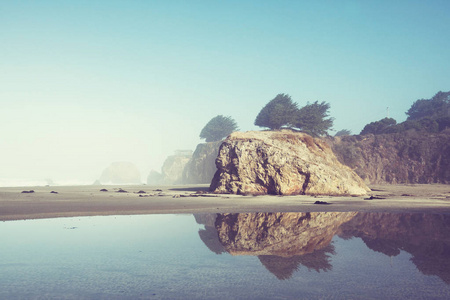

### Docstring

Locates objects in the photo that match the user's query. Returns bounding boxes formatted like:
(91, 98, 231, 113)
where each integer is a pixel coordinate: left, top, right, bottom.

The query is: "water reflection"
(195, 212, 450, 283)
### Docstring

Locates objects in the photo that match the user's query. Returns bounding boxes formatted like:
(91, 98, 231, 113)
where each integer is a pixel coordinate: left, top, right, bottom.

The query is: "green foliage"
(294, 101, 334, 137)
(254, 94, 298, 130)
(254, 94, 333, 136)
(335, 129, 352, 136)
(406, 91, 450, 121)
(360, 118, 397, 135)
(200, 115, 239, 142)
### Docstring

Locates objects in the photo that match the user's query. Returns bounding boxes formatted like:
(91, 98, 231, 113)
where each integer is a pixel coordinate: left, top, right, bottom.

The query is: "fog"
(1, 1, 449, 186)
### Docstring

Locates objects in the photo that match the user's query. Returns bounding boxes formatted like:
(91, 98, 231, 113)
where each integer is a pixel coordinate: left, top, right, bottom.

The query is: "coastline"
(0, 184, 449, 221)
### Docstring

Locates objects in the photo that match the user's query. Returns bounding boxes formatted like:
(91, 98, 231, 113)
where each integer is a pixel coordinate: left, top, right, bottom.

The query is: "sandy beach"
(0, 184, 449, 221)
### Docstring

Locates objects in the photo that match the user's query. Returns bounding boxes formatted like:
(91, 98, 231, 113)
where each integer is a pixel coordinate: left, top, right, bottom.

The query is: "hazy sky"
(1, 0, 450, 185)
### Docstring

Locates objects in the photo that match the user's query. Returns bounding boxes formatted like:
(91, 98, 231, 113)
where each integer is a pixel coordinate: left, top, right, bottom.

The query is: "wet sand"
(0, 184, 449, 221)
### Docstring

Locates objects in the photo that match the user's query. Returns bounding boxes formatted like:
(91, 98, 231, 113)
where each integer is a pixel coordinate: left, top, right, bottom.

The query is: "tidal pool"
(1, 212, 450, 299)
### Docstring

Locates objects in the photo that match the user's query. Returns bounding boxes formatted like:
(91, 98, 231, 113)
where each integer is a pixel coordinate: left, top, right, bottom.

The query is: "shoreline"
(0, 184, 449, 221)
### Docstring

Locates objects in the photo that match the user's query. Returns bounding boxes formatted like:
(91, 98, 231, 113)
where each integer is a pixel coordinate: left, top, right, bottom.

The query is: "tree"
(360, 118, 397, 135)
(335, 129, 351, 136)
(199, 115, 239, 142)
(294, 101, 334, 136)
(254, 94, 298, 130)
(406, 91, 450, 120)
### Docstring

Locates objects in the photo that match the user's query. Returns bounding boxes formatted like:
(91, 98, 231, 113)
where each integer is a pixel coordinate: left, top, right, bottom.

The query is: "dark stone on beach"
(364, 196, 386, 200)
(136, 190, 146, 194)
(314, 201, 331, 205)
(21, 190, 34, 193)
(100, 189, 108, 192)
(154, 189, 162, 192)
(50, 191, 58, 194)
(116, 189, 128, 193)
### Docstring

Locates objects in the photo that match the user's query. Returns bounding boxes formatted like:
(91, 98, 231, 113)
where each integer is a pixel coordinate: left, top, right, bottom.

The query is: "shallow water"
(1, 212, 450, 299)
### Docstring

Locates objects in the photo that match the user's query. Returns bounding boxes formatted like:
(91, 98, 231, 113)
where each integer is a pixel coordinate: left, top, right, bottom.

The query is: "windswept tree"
(294, 101, 334, 136)
(200, 115, 239, 142)
(335, 129, 352, 136)
(254, 94, 298, 130)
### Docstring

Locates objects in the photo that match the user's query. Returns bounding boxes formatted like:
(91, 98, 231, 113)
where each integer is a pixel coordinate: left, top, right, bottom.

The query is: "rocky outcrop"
(327, 130, 450, 184)
(99, 162, 141, 184)
(210, 130, 370, 195)
(182, 142, 221, 184)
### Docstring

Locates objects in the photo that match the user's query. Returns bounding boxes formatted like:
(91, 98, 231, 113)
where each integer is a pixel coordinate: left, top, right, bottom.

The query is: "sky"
(1, 0, 450, 185)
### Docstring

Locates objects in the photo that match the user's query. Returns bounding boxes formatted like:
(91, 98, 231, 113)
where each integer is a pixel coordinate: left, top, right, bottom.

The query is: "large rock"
(99, 162, 141, 184)
(327, 130, 450, 184)
(182, 141, 221, 184)
(210, 130, 370, 195)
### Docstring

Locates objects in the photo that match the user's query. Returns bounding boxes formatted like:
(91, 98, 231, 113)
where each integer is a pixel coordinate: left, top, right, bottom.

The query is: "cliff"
(182, 142, 221, 184)
(210, 130, 370, 195)
(328, 130, 450, 184)
(147, 150, 193, 185)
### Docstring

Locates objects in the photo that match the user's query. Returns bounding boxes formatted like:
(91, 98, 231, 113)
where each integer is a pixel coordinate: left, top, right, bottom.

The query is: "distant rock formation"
(146, 170, 163, 185)
(182, 142, 222, 184)
(327, 130, 450, 184)
(210, 130, 370, 195)
(147, 150, 193, 185)
(99, 162, 141, 184)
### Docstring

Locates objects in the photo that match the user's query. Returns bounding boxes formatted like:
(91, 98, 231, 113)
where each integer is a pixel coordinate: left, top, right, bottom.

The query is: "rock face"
(210, 130, 370, 195)
(182, 142, 221, 184)
(147, 150, 193, 185)
(160, 150, 192, 184)
(327, 130, 450, 184)
(99, 162, 141, 184)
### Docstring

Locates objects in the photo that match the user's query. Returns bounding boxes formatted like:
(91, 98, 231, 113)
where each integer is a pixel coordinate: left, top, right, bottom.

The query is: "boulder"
(99, 162, 141, 184)
(210, 130, 370, 195)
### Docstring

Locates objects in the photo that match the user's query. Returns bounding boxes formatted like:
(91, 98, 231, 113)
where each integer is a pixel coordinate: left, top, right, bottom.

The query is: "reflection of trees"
(259, 244, 335, 280)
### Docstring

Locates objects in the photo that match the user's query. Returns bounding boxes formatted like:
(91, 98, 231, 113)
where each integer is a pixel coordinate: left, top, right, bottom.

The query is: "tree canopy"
(406, 91, 450, 121)
(294, 101, 334, 137)
(254, 94, 298, 130)
(254, 94, 333, 136)
(199, 115, 239, 142)
(360, 118, 397, 135)
(335, 129, 352, 136)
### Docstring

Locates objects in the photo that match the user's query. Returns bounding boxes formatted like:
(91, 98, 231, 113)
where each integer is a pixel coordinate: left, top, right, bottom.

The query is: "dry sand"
(0, 184, 449, 221)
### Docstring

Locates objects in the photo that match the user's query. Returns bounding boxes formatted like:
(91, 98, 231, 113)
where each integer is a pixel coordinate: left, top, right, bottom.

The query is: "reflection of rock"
(339, 212, 450, 284)
(210, 130, 370, 195)
(194, 214, 225, 255)
(215, 212, 357, 257)
(99, 162, 141, 184)
(182, 142, 221, 184)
